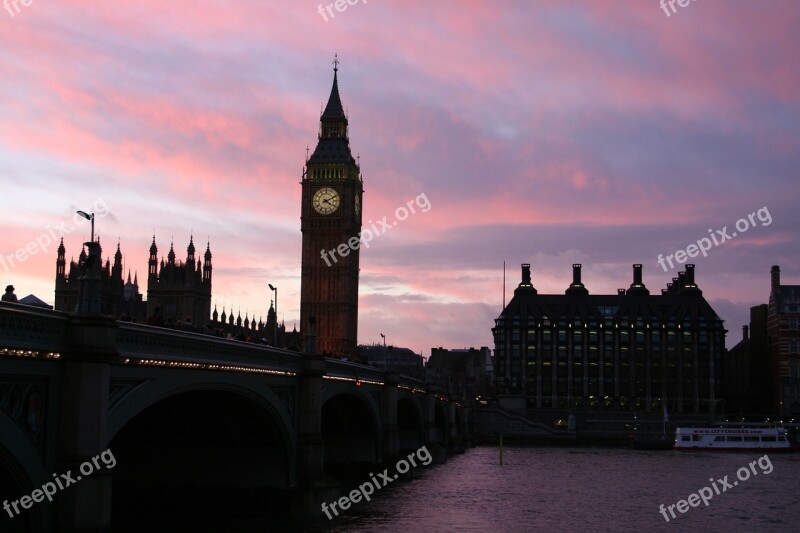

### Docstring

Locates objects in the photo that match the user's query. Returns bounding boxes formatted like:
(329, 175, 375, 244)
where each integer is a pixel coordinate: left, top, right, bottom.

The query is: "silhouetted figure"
(1, 285, 18, 303)
(146, 306, 165, 327)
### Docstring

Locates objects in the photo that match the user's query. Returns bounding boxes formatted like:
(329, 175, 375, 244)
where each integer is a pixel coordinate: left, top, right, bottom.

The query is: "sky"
(0, 0, 798, 356)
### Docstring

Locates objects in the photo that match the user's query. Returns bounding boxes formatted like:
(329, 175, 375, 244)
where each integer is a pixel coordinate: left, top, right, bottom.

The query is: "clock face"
(312, 187, 340, 215)
(354, 194, 360, 216)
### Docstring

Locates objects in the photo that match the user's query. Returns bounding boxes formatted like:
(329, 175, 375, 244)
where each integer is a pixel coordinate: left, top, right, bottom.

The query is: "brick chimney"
(632, 264, 643, 286)
(743, 325, 749, 341)
(685, 264, 695, 286)
(566, 264, 588, 295)
(628, 264, 650, 295)
(521, 263, 531, 286)
(516, 263, 537, 294)
(771, 265, 781, 290)
(572, 264, 582, 286)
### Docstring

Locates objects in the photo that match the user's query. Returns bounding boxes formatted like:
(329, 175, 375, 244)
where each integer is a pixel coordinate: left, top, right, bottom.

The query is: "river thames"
(283, 446, 800, 532)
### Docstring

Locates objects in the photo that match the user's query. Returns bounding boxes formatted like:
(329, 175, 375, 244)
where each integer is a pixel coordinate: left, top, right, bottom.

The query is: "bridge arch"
(108, 381, 294, 529)
(108, 375, 294, 451)
(434, 401, 449, 447)
(397, 396, 424, 453)
(0, 410, 49, 533)
(320, 389, 381, 469)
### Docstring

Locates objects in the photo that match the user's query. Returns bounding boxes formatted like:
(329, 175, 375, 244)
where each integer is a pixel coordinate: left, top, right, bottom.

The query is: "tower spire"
(308, 56, 354, 168)
(321, 55, 345, 122)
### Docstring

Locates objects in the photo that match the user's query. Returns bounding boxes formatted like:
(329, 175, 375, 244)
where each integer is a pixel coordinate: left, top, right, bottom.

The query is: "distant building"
(725, 304, 771, 414)
(428, 346, 494, 401)
(358, 344, 425, 379)
(55, 238, 146, 320)
(146, 236, 212, 327)
(767, 266, 800, 415)
(493, 263, 726, 415)
(208, 303, 301, 349)
(18, 294, 53, 309)
(121, 271, 144, 320)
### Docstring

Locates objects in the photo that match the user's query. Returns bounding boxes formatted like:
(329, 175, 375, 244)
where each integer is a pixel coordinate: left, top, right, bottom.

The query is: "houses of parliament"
(53, 61, 363, 357)
(54, 235, 212, 328)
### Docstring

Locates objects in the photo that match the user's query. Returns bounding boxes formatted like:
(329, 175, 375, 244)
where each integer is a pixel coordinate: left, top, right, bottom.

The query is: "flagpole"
(502, 260, 506, 310)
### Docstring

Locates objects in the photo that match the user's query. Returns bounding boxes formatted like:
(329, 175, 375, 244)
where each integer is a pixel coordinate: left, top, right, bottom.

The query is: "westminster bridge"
(0, 301, 469, 531)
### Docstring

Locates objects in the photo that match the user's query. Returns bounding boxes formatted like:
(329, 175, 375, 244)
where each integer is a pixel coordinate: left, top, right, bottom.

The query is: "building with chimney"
(767, 265, 800, 415)
(725, 304, 771, 414)
(492, 263, 726, 416)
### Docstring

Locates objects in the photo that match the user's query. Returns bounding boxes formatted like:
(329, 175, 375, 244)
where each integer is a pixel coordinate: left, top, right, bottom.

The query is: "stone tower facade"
(300, 59, 363, 359)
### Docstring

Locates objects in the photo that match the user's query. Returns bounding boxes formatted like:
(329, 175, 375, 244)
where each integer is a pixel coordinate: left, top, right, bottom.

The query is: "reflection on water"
(290, 446, 800, 533)
(167, 446, 799, 532)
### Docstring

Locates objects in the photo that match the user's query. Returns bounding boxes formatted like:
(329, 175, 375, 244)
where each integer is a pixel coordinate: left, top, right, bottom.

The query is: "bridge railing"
(117, 322, 304, 374)
(0, 303, 442, 394)
(324, 358, 387, 383)
(324, 358, 432, 393)
(0, 302, 68, 353)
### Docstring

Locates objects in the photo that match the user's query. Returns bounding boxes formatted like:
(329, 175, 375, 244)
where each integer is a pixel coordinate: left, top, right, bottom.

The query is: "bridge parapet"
(323, 358, 428, 393)
(117, 322, 304, 375)
(0, 302, 68, 354)
(324, 358, 386, 384)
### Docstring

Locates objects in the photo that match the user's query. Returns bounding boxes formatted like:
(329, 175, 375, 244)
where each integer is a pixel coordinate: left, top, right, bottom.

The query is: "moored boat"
(674, 426, 800, 452)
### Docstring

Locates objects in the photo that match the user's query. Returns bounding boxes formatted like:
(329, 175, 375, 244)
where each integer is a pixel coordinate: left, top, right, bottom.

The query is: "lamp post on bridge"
(380, 333, 392, 372)
(269, 283, 278, 347)
(76, 210, 95, 243)
(75, 209, 100, 314)
(380, 333, 386, 370)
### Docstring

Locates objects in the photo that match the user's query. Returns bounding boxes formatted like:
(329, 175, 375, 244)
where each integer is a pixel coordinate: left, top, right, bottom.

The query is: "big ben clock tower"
(300, 57, 363, 359)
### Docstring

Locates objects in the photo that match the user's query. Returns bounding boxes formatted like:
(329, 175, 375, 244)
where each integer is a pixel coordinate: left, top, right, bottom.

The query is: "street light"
(76, 210, 95, 243)
(380, 333, 387, 370)
(268, 283, 278, 347)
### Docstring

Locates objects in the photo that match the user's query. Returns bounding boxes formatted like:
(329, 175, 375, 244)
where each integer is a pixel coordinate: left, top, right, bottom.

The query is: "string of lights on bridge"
(121, 357, 297, 376)
(0, 348, 61, 359)
(0, 349, 449, 401)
